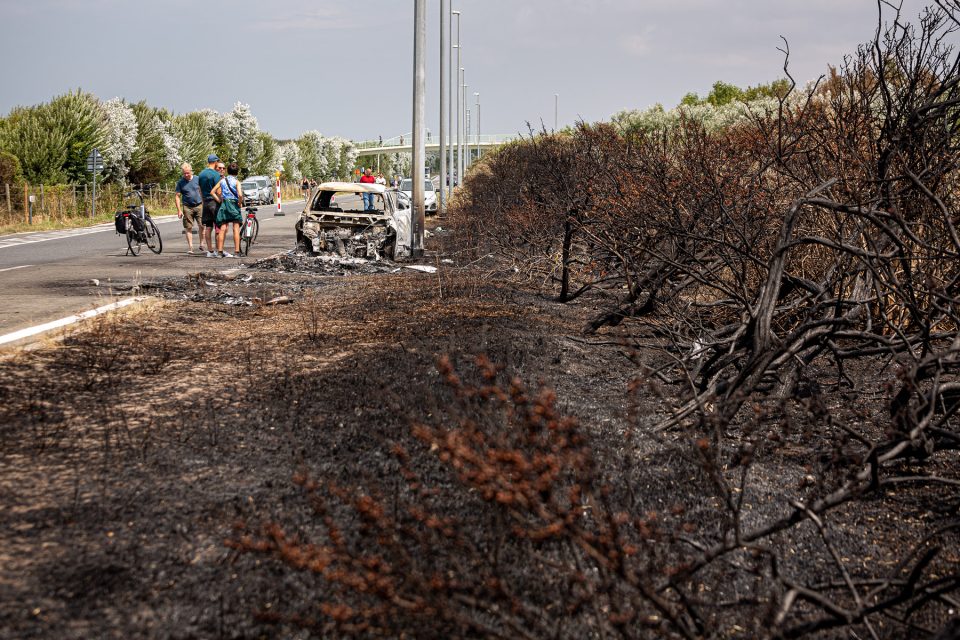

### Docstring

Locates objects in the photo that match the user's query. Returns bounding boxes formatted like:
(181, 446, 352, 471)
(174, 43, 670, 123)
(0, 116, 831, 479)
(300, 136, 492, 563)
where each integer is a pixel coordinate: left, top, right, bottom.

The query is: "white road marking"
(0, 296, 148, 346)
(0, 202, 304, 250)
(0, 265, 32, 273)
(0, 216, 178, 250)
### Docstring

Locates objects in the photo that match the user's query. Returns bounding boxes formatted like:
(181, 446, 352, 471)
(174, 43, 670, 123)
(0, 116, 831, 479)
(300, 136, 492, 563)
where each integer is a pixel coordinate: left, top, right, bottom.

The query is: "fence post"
(40, 184, 44, 215)
(23, 184, 28, 223)
(5, 184, 9, 214)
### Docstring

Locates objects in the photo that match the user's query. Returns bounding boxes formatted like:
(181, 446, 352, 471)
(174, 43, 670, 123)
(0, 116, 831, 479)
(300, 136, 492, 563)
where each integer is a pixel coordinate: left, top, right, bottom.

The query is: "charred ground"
(0, 228, 956, 638)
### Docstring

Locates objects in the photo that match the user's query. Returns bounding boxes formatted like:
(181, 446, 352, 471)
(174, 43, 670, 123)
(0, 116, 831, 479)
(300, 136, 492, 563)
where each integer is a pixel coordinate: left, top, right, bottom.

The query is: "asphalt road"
(0, 200, 305, 338)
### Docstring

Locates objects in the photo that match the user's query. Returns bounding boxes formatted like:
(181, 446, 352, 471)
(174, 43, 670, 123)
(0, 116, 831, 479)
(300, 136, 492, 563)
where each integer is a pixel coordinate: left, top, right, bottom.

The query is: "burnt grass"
(0, 239, 957, 639)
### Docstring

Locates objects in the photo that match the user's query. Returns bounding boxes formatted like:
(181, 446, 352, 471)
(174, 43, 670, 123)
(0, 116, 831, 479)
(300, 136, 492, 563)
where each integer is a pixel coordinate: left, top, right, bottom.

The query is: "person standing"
(197, 154, 221, 258)
(375, 172, 386, 186)
(175, 163, 204, 254)
(301, 177, 310, 202)
(359, 168, 377, 211)
(211, 162, 244, 257)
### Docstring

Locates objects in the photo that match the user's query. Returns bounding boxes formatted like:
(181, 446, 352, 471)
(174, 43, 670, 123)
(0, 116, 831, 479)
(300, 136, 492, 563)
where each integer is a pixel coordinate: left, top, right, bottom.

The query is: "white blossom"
(100, 98, 138, 182)
(281, 141, 300, 178)
(159, 119, 181, 169)
(222, 102, 259, 154)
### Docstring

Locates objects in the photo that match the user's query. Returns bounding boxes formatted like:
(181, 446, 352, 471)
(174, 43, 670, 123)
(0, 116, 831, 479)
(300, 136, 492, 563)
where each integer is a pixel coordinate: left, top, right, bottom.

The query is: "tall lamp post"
(411, 0, 426, 256)
(439, 0, 448, 216)
(462, 79, 469, 174)
(474, 92, 480, 160)
(453, 11, 461, 187)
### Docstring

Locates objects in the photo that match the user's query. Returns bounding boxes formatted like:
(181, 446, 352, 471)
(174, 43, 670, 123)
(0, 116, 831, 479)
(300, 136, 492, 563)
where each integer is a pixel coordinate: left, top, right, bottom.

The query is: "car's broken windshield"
(312, 191, 383, 213)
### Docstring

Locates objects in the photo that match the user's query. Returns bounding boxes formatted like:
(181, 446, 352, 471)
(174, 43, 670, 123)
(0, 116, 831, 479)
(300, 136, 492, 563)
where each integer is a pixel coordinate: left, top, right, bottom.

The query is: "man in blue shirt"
(197, 154, 222, 258)
(175, 162, 204, 254)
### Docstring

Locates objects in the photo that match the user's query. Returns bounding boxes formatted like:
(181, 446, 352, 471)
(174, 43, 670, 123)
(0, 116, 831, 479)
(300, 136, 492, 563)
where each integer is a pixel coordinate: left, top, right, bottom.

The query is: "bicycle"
(240, 205, 260, 256)
(120, 190, 162, 256)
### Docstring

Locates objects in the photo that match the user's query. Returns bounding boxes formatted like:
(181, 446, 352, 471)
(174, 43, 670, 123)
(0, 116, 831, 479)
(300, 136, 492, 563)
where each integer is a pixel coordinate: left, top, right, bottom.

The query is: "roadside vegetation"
(0, 96, 357, 233)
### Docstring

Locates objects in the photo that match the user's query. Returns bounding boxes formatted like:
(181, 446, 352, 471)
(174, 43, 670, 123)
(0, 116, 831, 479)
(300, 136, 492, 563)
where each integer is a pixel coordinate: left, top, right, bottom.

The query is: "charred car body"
(295, 182, 412, 260)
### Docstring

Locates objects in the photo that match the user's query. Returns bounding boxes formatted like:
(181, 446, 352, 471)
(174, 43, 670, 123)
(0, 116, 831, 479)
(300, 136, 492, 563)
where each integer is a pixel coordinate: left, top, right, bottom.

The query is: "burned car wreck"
(295, 182, 411, 260)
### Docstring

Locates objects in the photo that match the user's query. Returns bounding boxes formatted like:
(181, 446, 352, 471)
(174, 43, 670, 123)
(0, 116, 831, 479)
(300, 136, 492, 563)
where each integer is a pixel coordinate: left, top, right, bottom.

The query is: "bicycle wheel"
(145, 218, 163, 254)
(241, 217, 256, 256)
(126, 220, 142, 256)
(251, 217, 260, 244)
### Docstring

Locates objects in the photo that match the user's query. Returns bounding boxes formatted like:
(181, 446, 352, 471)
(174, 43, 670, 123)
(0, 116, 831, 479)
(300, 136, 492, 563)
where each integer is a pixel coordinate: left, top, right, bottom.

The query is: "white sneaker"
(222, 251, 234, 258)
(206, 251, 217, 258)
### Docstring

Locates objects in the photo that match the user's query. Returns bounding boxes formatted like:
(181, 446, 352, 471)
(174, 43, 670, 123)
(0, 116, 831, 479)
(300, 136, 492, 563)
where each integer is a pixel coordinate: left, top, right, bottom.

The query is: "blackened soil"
(0, 253, 957, 638)
(0, 265, 635, 639)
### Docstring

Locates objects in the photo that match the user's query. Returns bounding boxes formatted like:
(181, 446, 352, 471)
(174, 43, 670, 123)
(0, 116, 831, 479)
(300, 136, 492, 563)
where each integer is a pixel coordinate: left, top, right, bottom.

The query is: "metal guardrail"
(355, 133, 519, 150)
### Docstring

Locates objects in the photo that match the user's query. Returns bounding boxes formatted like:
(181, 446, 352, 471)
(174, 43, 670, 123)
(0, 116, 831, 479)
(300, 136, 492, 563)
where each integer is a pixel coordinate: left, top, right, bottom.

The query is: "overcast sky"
(0, 0, 939, 142)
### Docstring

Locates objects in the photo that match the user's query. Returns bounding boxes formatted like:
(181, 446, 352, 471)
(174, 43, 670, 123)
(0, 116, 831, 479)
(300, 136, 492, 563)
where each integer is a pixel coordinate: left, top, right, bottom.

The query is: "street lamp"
(462, 79, 468, 174)
(411, 0, 426, 256)
(439, 0, 448, 215)
(474, 92, 480, 160)
(453, 11, 461, 187)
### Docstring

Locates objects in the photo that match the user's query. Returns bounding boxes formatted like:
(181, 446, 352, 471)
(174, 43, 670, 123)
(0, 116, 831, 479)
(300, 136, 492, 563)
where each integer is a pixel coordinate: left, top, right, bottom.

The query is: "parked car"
(241, 175, 274, 205)
(399, 178, 437, 213)
(295, 181, 411, 259)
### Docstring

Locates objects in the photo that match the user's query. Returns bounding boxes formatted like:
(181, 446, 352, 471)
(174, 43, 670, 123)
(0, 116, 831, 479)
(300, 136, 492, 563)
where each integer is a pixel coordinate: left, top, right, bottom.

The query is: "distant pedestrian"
(175, 162, 203, 254)
(359, 168, 376, 211)
(301, 177, 310, 201)
(375, 172, 386, 186)
(211, 162, 244, 258)
(197, 154, 221, 258)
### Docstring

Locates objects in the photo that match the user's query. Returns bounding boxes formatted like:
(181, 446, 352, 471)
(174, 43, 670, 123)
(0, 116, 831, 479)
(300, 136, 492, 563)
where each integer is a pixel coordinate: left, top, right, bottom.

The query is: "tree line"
(0, 92, 359, 186)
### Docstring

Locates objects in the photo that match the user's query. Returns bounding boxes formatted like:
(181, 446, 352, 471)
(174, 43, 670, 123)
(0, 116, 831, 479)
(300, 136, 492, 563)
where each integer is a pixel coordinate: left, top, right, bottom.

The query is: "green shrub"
(0, 150, 24, 185)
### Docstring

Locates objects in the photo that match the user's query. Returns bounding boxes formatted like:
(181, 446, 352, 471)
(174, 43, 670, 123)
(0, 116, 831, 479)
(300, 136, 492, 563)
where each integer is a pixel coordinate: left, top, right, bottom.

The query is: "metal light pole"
(439, 0, 448, 216)
(453, 11, 461, 187)
(465, 108, 471, 172)
(462, 78, 468, 176)
(474, 92, 480, 160)
(411, 0, 426, 256)
(555, 93, 559, 130)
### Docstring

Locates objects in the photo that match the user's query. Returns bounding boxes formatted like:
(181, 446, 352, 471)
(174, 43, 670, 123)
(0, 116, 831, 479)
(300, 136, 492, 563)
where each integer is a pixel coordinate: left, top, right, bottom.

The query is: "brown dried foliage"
(230, 6, 960, 639)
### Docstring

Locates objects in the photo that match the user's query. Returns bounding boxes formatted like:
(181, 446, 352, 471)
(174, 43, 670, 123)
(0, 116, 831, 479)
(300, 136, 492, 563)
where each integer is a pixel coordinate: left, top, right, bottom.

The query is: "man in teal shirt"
(198, 154, 221, 258)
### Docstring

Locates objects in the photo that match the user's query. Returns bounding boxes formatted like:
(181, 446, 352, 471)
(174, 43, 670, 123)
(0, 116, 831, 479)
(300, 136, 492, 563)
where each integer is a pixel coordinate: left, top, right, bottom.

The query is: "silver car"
(241, 175, 274, 205)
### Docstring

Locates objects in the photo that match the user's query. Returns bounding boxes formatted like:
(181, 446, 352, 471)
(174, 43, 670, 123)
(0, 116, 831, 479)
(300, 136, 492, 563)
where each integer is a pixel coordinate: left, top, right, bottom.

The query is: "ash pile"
(251, 250, 398, 276)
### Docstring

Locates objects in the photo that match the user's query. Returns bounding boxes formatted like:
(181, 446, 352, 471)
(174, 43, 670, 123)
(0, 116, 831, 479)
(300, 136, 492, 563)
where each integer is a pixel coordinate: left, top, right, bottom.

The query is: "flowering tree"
(128, 102, 181, 184)
(100, 99, 138, 183)
(280, 141, 301, 180)
(171, 111, 213, 172)
(297, 130, 329, 180)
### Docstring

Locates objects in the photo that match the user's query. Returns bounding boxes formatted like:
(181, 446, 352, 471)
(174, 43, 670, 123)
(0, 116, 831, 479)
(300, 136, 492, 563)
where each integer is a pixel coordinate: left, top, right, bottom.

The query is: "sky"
(0, 0, 941, 143)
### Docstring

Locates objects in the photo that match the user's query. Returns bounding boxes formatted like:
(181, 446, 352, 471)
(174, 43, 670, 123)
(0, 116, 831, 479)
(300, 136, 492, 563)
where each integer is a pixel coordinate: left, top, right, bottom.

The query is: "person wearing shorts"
(175, 162, 203, 253)
(198, 154, 221, 257)
(211, 162, 244, 257)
